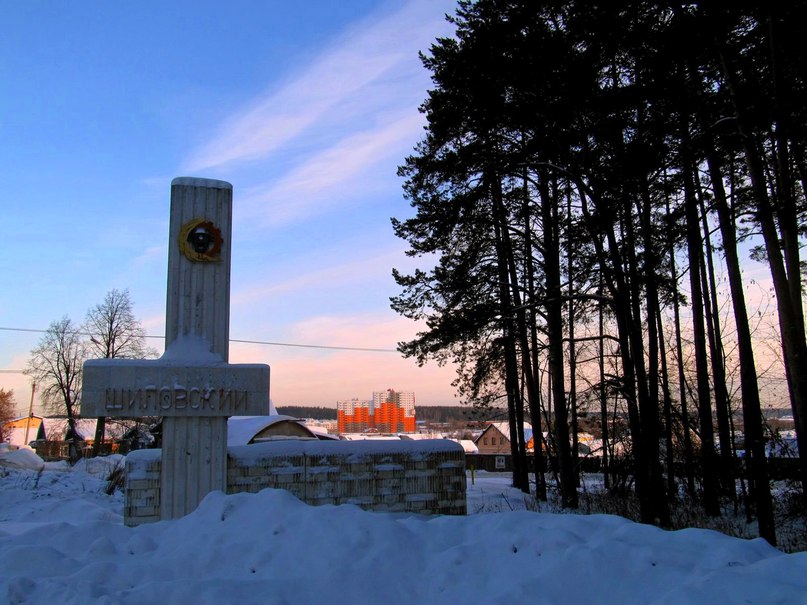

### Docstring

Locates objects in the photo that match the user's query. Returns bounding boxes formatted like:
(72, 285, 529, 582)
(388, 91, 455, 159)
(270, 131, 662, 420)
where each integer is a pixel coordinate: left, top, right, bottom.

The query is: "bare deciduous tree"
(25, 317, 86, 456)
(83, 289, 153, 455)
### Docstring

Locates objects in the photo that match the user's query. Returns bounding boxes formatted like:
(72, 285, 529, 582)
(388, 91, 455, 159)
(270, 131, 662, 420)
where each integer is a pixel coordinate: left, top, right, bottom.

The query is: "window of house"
(483, 437, 488, 445)
(500, 436, 504, 445)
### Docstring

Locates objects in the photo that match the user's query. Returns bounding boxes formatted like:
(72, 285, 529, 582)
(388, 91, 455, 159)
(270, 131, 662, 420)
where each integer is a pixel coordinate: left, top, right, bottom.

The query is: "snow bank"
(0, 447, 45, 471)
(1, 461, 806, 604)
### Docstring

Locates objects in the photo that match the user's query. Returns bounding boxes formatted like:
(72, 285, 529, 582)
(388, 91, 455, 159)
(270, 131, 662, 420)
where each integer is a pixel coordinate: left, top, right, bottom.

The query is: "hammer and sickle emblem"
(179, 218, 223, 262)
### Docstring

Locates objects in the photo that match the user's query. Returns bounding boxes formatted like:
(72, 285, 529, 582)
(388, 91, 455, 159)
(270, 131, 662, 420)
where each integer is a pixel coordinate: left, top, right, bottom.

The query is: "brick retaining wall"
(125, 439, 466, 526)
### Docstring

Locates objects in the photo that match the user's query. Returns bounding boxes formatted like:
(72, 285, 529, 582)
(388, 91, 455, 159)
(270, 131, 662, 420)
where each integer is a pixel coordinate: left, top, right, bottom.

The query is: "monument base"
(124, 440, 467, 525)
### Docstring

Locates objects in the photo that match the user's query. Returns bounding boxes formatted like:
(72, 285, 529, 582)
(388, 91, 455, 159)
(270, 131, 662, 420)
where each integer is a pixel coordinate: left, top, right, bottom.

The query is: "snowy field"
(1, 449, 806, 604)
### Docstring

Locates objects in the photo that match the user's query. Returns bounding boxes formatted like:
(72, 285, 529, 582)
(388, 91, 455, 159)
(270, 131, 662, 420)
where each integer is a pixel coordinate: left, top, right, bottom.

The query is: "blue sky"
(1, 0, 462, 412)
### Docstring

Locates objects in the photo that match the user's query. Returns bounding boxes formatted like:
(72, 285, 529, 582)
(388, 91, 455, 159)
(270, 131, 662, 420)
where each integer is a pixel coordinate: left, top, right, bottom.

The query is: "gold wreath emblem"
(178, 218, 223, 262)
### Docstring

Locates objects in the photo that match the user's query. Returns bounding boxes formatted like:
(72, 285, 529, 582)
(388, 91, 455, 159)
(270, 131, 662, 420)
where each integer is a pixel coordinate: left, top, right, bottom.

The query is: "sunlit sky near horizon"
(1, 0, 463, 413)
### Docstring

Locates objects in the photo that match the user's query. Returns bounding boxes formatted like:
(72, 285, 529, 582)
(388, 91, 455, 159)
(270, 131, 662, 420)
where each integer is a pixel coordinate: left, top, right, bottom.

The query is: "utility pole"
(24, 382, 36, 445)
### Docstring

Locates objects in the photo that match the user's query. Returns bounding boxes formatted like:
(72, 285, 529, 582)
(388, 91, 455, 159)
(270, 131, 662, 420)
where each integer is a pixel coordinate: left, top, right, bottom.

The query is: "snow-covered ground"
(1, 449, 806, 604)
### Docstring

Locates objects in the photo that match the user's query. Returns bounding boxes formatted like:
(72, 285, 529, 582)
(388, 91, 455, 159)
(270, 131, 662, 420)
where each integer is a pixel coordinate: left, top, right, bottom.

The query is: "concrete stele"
(81, 177, 270, 520)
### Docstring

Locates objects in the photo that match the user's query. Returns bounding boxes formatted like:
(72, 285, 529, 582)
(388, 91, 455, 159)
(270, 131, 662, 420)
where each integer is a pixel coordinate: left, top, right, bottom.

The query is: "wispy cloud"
(171, 0, 459, 407)
(232, 246, 403, 307)
(288, 312, 413, 350)
(183, 0, 453, 174)
(236, 110, 424, 226)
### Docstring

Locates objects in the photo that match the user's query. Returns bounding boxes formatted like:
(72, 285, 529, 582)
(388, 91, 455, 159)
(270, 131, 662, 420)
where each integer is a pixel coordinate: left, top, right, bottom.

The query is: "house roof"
(458, 439, 479, 454)
(227, 415, 316, 446)
(304, 423, 335, 439)
(477, 421, 533, 444)
(41, 418, 99, 441)
(3, 416, 44, 430)
(2, 417, 44, 447)
(3, 427, 44, 447)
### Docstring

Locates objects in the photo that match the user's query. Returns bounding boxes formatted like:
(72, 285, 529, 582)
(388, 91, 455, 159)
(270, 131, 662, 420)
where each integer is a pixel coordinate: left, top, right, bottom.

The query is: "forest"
(276, 406, 338, 420)
(391, 1, 807, 545)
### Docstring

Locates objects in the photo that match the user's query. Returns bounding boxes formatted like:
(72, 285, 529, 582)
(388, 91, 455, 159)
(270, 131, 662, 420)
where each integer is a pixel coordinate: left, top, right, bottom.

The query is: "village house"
(474, 421, 534, 455)
(1, 416, 46, 447)
(474, 421, 604, 459)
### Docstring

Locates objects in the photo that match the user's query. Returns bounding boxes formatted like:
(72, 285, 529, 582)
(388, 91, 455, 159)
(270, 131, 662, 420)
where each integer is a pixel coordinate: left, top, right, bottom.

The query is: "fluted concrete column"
(81, 177, 270, 522)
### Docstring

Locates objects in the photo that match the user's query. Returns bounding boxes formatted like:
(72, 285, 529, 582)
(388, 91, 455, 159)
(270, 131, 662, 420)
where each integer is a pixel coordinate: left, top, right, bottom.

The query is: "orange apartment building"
(337, 390, 416, 434)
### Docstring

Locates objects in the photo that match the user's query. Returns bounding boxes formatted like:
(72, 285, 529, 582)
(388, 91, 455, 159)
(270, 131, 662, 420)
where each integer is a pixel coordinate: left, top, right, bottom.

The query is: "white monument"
(82, 177, 270, 519)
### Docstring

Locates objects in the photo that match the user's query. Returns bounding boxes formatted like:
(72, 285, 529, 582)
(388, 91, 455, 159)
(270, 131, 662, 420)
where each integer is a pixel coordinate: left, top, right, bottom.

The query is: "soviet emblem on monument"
(179, 218, 223, 262)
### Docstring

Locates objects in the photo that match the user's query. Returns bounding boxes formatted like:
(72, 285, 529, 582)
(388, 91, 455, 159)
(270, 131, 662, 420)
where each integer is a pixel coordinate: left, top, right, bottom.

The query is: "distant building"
(372, 389, 416, 433)
(301, 418, 339, 436)
(337, 398, 374, 434)
(337, 389, 416, 434)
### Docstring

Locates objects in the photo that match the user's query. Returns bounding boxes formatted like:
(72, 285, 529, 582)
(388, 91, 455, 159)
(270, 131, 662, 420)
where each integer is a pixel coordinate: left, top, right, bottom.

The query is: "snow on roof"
(2, 417, 44, 447)
(41, 418, 98, 441)
(227, 415, 313, 446)
(481, 421, 533, 443)
(303, 424, 334, 438)
(4, 427, 42, 447)
(458, 439, 479, 454)
(578, 439, 604, 456)
(400, 432, 446, 440)
(340, 434, 402, 441)
(36, 418, 129, 441)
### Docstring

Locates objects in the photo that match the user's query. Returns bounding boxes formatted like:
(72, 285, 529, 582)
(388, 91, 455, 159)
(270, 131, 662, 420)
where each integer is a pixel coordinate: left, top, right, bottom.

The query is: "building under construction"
(337, 389, 416, 434)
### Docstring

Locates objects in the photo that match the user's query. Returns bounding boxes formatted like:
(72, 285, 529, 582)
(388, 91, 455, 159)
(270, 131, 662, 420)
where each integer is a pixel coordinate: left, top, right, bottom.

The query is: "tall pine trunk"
(490, 172, 529, 493)
(599, 280, 611, 491)
(657, 311, 677, 500)
(682, 151, 721, 517)
(577, 183, 655, 523)
(696, 194, 734, 494)
(567, 190, 580, 486)
(539, 173, 577, 508)
(638, 179, 669, 524)
(523, 173, 547, 501)
(704, 145, 777, 544)
(666, 197, 696, 496)
(715, 25, 807, 502)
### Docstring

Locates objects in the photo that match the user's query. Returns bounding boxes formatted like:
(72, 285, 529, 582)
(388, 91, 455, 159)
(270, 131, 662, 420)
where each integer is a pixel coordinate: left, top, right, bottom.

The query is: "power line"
(0, 327, 44, 335)
(229, 338, 397, 353)
(0, 326, 399, 354)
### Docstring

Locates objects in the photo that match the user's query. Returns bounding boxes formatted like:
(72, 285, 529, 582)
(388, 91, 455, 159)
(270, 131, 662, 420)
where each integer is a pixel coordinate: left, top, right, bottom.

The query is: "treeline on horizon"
(276, 406, 337, 420)
(391, 1, 807, 546)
